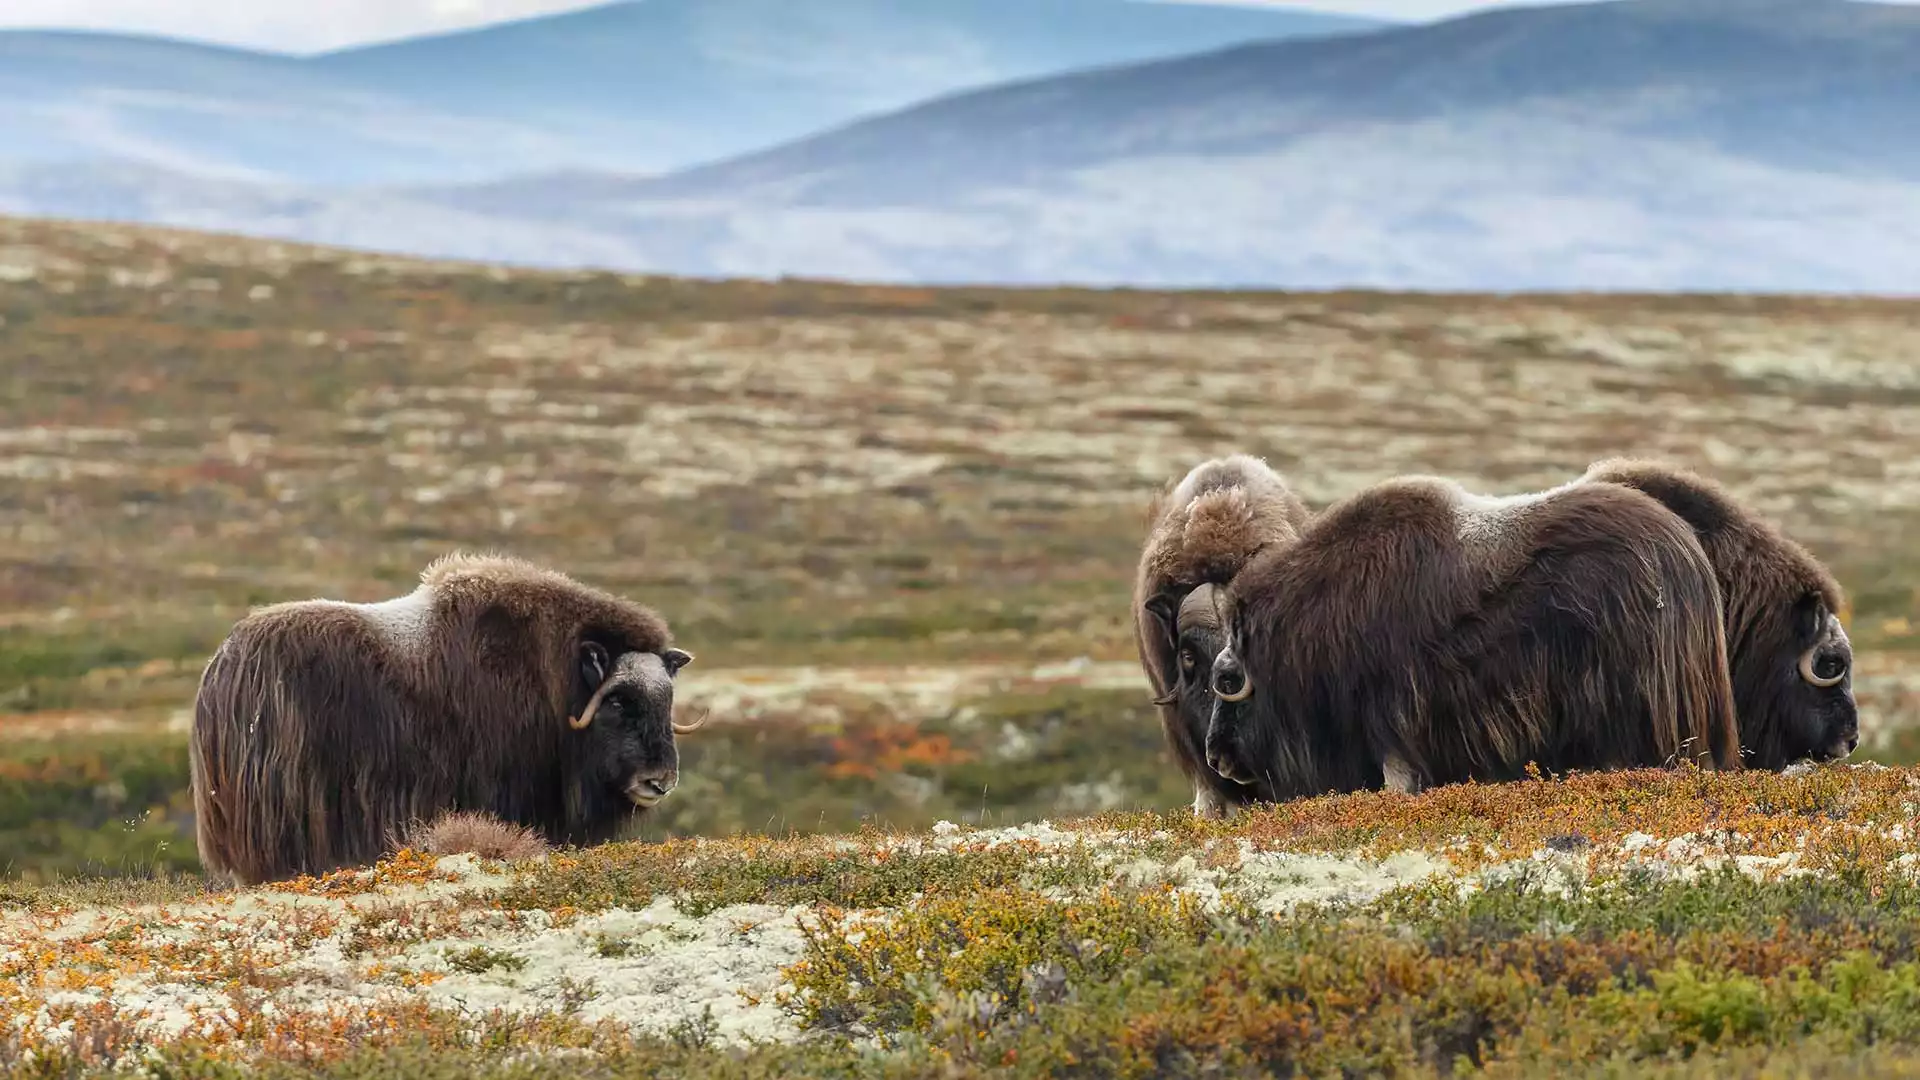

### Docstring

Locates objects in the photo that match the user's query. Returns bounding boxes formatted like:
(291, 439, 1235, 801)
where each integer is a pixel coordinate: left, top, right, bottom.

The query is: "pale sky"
(7, 0, 1917, 53)
(2, 0, 1553, 54)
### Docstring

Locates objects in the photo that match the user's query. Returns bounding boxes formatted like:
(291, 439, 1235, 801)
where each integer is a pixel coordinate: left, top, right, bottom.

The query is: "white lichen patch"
(1108, 843, 1455, 914)
(384, 898, 812, 1043)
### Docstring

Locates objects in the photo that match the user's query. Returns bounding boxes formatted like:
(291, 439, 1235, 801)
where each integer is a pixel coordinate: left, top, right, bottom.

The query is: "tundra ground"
(10, 765, 1920, 1077)
(2, 217, 1919, 1075)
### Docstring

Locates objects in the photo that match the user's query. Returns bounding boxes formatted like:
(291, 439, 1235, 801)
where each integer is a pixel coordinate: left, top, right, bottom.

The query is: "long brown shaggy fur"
(1579, 458, 1858, 768)
(189, 552, 695, 887)
(1133, 454, 1312, 817)
(1206, 476, 1743, 802)
(395, 810, 552, 863)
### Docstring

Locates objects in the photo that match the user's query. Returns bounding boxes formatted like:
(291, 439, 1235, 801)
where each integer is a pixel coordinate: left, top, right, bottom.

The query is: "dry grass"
(2, 216, 1918, 711)
(4, 215, 1920, 1074)
(397, 811, 554, 864)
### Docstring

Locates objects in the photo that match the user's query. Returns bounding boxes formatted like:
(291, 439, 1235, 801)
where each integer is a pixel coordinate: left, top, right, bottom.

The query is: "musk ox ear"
(1791, 593, 1829, 645)
(1141, 592, 1183, 702)
(570, 641, 614, 731)
(664, 647, 693, 675)
(1142, 592, 1178, 642)
(579, 641, 610, 690)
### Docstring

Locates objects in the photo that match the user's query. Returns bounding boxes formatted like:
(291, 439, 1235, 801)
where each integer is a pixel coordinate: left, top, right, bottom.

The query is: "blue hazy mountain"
(0, 31, 559, 185)
(5, 0, 1917, 292)
(0, 0, 1384, 185)
(414, 0, 1920, 291)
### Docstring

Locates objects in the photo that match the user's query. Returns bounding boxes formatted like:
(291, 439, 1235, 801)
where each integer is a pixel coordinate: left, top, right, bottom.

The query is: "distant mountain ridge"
(406, 0, 1920, 292)
(3, 0, 1917, 293)
(0, 0, 1384, 184)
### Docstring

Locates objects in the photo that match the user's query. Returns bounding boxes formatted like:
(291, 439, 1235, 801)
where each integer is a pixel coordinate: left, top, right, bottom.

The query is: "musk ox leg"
(1193, 785, 1237, 820)
(1380, 753, 1421, 795)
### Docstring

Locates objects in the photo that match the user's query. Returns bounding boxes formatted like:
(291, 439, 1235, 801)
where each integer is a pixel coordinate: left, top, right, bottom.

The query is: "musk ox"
(1578, 458, 1858, 769)
(1204, 475, 1743, 802)
(189, 552, 703, 886)
(1133, 454, 1312, 818)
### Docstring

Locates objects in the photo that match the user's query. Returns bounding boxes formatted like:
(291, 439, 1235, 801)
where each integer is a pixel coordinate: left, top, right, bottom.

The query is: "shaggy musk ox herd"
(184, 454, 1857, 885)
(1135, 455, 1859, 819)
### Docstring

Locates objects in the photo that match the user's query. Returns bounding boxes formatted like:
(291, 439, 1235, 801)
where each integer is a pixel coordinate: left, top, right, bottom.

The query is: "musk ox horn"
(672, 705, 710, 736)
(1211, 646, 1253, 703)
(570, 673, 621, 730)
(1798, 646, 1846, 689)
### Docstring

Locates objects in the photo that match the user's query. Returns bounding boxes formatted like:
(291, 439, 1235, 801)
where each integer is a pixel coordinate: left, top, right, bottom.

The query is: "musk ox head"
(1203, 632, 1269, 792)
(568, 640, 700, 810)
(1142, 584, 1260, 797)
(1760, 596, 1857, 766)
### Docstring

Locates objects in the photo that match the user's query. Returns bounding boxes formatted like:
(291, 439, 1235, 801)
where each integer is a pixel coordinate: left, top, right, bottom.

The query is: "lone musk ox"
(1205, 475, 1744, 802)
(1578, 458, 1858, 769)
(189, 553, 703, 886)
(1133, 454, 1312, 818)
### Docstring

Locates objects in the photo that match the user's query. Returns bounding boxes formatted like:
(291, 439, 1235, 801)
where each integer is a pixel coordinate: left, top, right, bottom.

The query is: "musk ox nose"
(1211, 646, 1251, 703)
(625, 768, 678, 807)
(1205, 708, 1255, 786)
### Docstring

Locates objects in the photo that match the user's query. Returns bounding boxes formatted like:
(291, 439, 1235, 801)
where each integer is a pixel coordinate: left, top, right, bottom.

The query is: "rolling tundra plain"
(5, 216, 1920, 1076)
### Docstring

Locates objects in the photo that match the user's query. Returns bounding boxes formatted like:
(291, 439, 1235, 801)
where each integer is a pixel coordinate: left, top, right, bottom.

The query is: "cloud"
(0, 0, 614, 53)
(7, 0, 1919, 53)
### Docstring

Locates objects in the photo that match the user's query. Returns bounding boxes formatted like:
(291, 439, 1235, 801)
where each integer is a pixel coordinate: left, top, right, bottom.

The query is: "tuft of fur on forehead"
(1141, 454, 1311, 593)
(1577, 457, 1856, 769)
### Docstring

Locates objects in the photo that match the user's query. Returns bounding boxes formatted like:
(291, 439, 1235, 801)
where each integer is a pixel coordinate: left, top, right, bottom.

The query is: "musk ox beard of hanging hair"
(1132, 454, 1313, 818)
(1204, 475, 1744, 802)
(189, 552, 706, 887)
(1578, 458, 1858, 770)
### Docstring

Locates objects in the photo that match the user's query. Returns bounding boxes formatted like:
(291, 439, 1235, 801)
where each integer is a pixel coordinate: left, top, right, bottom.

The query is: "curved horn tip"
(1799, 648, 1845, 689)
(570, 673, 621, 731)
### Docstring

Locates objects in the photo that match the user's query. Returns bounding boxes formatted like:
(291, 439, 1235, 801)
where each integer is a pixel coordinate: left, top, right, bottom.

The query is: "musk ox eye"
(1800, 648, 1847, 689)
(1178, 647, 1199, 674)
